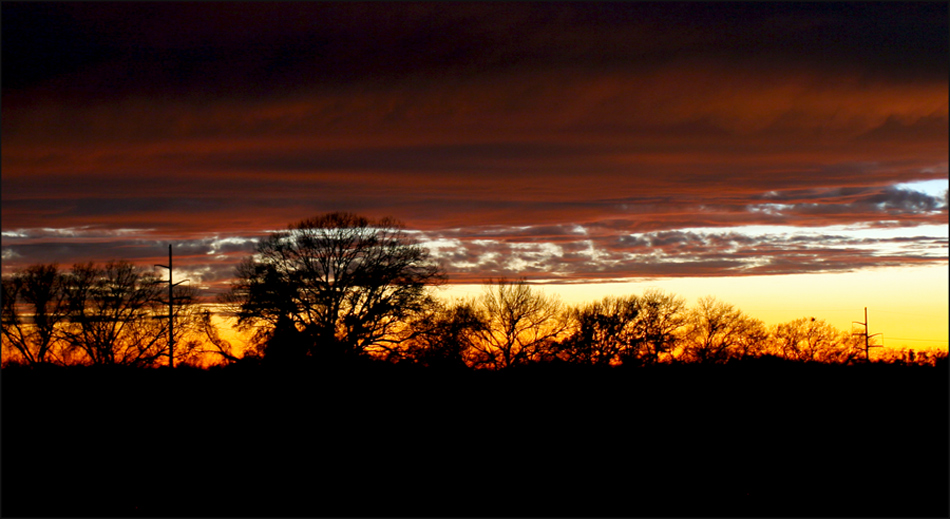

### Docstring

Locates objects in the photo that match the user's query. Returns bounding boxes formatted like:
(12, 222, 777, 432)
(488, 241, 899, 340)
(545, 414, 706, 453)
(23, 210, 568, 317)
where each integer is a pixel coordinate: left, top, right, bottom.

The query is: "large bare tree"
(633, 289, 689, 364)
(225, 212, 446, 360)
(468, 279, 569, 369)
(680, 296, 768, 364)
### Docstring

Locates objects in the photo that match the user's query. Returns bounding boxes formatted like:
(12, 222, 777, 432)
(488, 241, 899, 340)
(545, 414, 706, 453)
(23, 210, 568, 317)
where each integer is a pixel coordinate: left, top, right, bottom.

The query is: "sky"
(2, 2, 947, 350)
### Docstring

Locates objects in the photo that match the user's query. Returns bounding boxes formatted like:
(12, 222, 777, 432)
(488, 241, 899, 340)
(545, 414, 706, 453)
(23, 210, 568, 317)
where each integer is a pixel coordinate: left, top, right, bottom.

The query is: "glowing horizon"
(2, 3, 947, 356)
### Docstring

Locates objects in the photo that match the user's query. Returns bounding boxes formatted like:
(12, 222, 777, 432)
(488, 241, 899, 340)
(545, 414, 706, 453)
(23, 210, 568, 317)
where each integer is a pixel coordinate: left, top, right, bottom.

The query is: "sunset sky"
(3, 2, 947, 350)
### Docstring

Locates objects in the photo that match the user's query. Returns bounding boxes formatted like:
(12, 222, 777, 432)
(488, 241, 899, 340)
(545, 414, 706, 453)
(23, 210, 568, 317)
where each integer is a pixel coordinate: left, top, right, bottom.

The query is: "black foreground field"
(3, 359, 948, 518)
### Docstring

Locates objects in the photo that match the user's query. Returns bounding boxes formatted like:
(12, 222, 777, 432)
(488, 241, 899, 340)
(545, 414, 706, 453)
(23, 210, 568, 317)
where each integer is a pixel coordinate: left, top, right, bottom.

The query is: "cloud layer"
(3, 3, 947, 292)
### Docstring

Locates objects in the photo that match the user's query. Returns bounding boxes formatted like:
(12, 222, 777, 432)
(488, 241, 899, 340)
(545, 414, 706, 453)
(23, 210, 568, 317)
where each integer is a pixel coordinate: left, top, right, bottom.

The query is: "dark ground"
(2, 358, 948, 517)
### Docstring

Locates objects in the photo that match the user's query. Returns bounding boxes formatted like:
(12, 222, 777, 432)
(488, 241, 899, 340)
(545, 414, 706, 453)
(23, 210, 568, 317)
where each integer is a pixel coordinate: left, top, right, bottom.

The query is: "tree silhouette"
(196, 310, 244, 364)
(468, 278, 569, 369)
(400, 298, 483, 368)
(225, 212, 446, 361)
(61, 261, 202, 366)
(681, 296, 768, 363)
(562, 295, 640, 365)
(560, 290, 688, 366)
(770, 317, 860, 363)
(632, 289, 688, 364)
(1, 264, 70, 365)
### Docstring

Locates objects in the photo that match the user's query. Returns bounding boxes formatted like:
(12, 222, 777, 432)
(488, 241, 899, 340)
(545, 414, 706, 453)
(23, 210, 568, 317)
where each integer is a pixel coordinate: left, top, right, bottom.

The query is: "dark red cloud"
(2, 2, 947, 286)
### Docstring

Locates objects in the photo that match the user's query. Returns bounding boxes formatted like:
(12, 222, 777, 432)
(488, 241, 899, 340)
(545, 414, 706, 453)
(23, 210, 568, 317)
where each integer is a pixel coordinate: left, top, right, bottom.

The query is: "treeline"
(1, 261, 216, 367)
(340, 279, 944, 368)
(3, 212, 945, 369)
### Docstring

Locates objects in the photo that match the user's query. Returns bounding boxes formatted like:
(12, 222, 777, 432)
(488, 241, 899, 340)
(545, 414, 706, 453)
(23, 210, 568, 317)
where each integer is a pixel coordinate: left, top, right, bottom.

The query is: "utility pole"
(852, 307, 883, 361)
(155, 245, 187, 368)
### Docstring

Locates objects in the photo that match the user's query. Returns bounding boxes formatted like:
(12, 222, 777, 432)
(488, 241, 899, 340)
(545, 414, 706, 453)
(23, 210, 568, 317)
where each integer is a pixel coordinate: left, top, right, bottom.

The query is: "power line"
(873, 309, 948, 319)
(807, 308, 947, 320)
